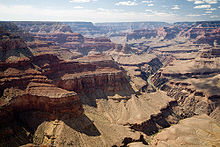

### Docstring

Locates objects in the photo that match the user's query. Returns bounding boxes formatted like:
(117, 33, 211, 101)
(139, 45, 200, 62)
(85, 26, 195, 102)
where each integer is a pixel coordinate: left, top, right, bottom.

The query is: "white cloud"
(171, 5, 180, 10)
(147, 3, 154, 6)
(204, 0, 218, 4)
(205, 11, 213, 13)
(194, 4, 211, 8)
(219, 6, 220, 8)
(142, 0, 152, 3)
(194, 1, 204, 4)
(115, 1, 138, 6)
(187, 0, 218, 4)
(186, 14, 201, 16)
(74, 6, 84, 8)
(69, 0, 90, 3)
(0, 3, 211, 23)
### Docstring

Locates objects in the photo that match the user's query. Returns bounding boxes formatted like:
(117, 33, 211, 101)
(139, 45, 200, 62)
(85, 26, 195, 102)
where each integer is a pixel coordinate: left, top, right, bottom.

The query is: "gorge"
(0, 21, 220, 147)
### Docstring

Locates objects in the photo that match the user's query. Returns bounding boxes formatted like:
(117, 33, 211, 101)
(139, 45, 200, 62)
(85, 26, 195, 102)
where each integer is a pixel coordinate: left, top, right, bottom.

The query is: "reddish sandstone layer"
(0, 57, 84, 119)
(0, 52, 129, 119)
(34, 54, 130, 94)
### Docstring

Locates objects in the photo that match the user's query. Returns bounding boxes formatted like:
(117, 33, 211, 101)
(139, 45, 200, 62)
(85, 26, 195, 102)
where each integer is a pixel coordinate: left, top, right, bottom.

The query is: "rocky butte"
(0, 21, 220, 147)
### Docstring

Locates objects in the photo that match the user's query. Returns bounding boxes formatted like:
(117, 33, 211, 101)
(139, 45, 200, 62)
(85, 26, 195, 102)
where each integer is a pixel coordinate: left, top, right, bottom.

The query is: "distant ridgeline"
(1, 20, 219, 45)
(63, 21, 170, 36)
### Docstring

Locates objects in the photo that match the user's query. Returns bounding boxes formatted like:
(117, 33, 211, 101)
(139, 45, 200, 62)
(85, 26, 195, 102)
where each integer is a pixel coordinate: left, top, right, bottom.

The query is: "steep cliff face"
(35, 54, 130, 95)
(180, 25, 220, 45)
(0, 53, 84, 146)
(0, 23, 33, 62)
(0, 54, 84, 118)
(150, 46, 220, 121)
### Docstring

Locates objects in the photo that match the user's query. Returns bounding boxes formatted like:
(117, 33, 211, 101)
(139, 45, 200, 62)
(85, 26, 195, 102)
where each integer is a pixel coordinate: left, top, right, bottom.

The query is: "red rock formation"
(31, 54, 130, 94)
(0, 56, 84, 119)
(0, 51, 129, 120)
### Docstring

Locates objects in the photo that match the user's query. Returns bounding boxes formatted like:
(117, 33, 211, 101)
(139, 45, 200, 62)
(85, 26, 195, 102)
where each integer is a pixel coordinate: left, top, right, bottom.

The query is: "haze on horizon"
(0, 0, 220, 23)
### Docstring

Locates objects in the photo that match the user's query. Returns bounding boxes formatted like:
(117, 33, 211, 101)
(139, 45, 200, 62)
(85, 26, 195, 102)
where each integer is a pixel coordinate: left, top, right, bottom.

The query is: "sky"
(0, 0, 219, 23)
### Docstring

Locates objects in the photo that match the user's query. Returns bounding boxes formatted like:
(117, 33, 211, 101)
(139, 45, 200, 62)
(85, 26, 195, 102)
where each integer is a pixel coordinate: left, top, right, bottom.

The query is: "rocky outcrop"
(0, 53, 83, 146)
(38, 54, 130, 95)
(0, 83, 82, 119)
(0, 54, 84, 119)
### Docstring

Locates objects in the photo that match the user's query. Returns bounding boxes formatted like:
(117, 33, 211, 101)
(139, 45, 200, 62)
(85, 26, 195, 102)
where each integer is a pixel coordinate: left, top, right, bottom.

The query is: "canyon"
(0, 21, 220, 147)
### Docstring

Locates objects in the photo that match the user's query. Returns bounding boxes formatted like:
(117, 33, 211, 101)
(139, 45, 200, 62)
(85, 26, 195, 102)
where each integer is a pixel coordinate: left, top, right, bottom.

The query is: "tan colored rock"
(151, 114, 220, 147)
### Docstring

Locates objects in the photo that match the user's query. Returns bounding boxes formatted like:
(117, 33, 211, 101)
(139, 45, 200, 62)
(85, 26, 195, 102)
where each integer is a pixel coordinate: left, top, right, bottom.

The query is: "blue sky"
(0, 0, 219, 22)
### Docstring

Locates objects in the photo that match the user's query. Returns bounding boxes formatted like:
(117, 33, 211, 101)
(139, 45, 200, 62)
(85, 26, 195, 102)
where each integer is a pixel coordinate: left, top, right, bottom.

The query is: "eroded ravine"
(110, 44, 220, 146)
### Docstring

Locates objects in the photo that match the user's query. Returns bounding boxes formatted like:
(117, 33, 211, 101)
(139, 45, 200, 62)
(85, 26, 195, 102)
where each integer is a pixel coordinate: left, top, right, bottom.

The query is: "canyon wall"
(1, 21, 220, 146)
